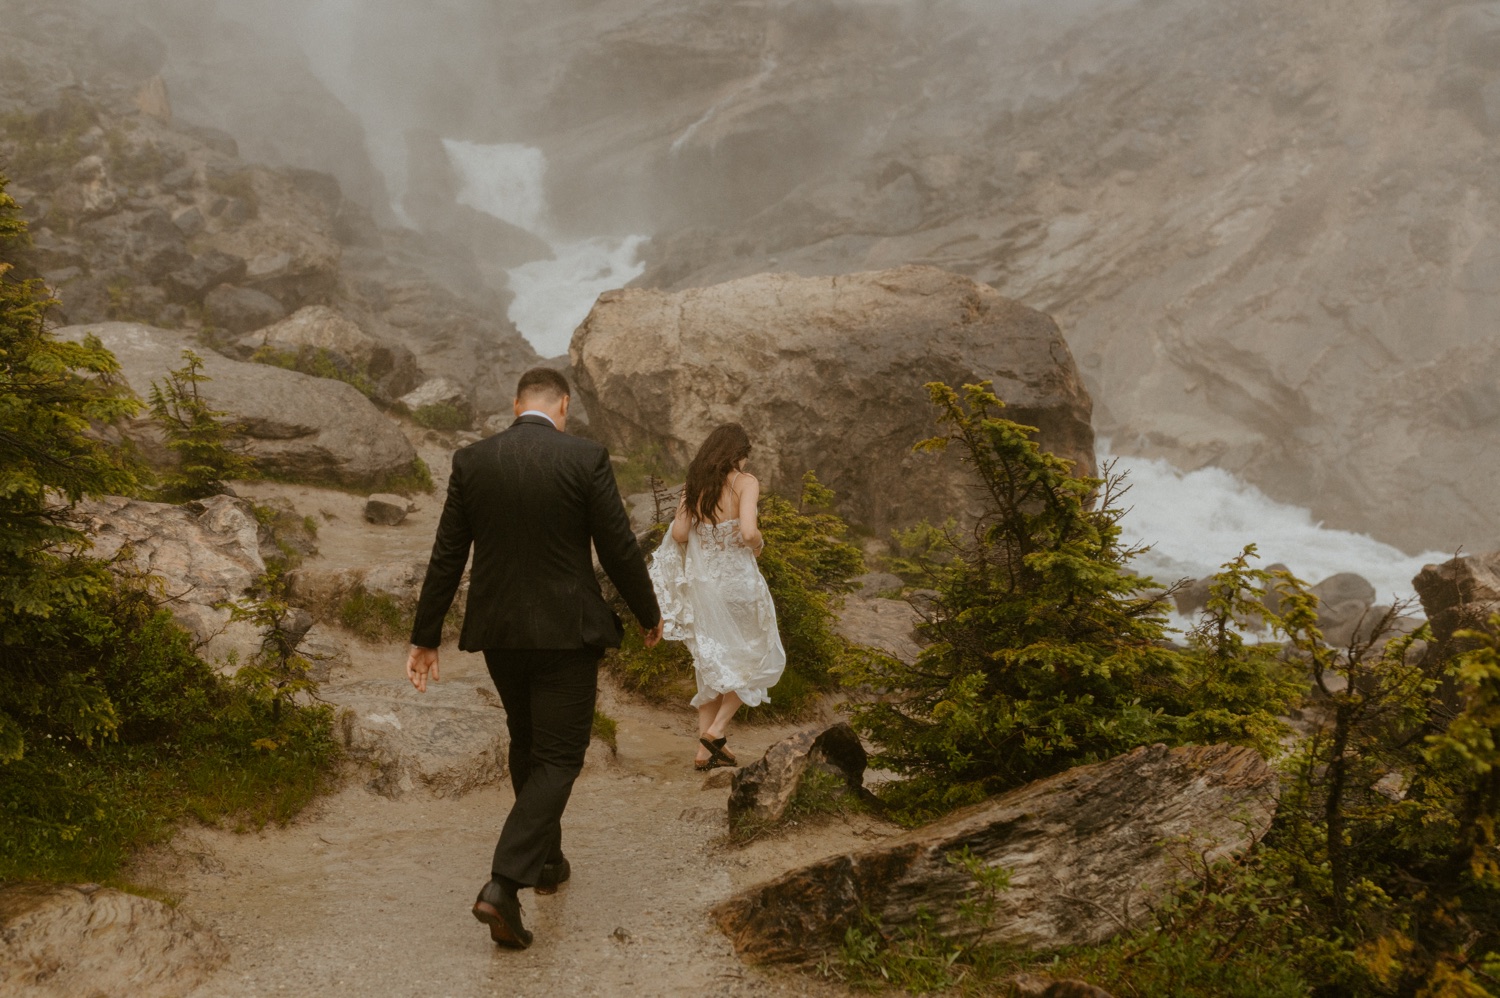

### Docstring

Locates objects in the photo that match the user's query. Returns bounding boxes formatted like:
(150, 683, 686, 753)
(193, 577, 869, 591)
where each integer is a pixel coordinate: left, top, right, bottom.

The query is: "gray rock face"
(326, 678, 509, 798)
(713, 743, 1276, 964)
(0, 882, 227, 998)
(235, 305, 422, 401)
(1311, 573, 1377, 610)
(58, 322, 418, 488)
(1413, 552, 1500, 661)
(76, 494, 266, 645)
(399, 376, 469, 414)
(728, 723, 869, 829)
(834, 595, 924, 666)
(573, 266, 1095, 531)
(204, 284, 286, 334)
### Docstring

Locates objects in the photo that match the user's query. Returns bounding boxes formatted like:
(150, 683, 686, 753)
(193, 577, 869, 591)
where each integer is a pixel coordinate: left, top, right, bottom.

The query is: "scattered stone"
(0, 882, 227, 998)
(728, 723, 869, 829)
(702, 769, 736, 790)
(327, 678, 509, 798)
(713, 743, 1276, 964)
(160, 166, 197, 192)
(204, 284, 287, 334)
(573, 266, 1095, 532)
(364, 493, 411, 526)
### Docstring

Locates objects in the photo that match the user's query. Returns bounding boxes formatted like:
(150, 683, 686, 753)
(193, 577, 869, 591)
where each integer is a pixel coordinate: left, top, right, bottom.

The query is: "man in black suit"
(405, 367, 662, 949)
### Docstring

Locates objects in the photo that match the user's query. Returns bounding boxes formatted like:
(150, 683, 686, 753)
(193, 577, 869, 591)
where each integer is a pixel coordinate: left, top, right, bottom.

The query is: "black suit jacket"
(409, 415, 661, 652)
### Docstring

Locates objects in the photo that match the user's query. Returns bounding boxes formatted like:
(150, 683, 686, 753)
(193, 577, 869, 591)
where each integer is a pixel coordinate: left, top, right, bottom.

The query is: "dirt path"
(131, 431, 899, 995)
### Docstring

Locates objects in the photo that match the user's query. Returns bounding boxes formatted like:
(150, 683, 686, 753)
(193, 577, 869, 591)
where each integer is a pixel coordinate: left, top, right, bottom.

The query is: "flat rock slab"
(834, 595, 924, 665)
(56, 322, 417, 488)
(326, 678, 509, 799)
(0, 883, 226, 998)
(713, 743, 1276, 964)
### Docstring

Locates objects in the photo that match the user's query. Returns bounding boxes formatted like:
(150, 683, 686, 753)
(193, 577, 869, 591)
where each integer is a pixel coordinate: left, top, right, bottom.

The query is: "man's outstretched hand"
(644, 620, 664, 648)
(406, 645, 440, 692)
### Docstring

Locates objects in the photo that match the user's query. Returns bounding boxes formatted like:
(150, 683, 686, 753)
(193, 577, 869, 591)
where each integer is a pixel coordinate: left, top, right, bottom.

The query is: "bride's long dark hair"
(683, 423, 752, 525)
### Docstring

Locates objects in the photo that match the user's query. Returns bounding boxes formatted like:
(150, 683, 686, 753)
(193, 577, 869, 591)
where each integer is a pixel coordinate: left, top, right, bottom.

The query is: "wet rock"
(162, 250, 248, 304)
(1413, 552, 1500, 665)
(204, 284, 287, 334)
(75, 493, 266, 643)
(713, 743, 1276, 964)
(728, 723, 869, 828)
(399, 376, 469, 414)
(235, 305, 421, 400)
(365, 493, 410, 526)
(573, 267, 1094, 531)
(1311, 572, 1377, 610)
(0, 883, 227, 998)
(834, 595, 924, 665)
(327, 678, 509, 798)
(58, 322, 418, 489)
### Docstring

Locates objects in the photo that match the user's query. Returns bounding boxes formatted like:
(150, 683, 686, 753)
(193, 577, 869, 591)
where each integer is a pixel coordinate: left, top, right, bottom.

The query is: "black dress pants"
(483, 647, 601, 886)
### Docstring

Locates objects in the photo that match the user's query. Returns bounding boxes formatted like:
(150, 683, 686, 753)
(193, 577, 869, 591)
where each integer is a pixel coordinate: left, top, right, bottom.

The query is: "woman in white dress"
(647, 424, 786, 770)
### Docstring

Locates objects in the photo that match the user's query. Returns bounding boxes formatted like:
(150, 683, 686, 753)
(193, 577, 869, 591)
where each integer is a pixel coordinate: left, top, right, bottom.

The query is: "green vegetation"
(0, 176, 336, 884)
(332, 582, 461, 645)
(843, 382, 1299, 825)
(610, 443, 674, 497)
(590, 709, 618, 752)
(732, 766, 870, 844)
(824, 382, 1500, 996)
(0, 94, 96, 179)
(410, 401, 471, 431)
(605, 472, 870, 719)
(251, 345, 377, 399)
(148, 349, 257, 502)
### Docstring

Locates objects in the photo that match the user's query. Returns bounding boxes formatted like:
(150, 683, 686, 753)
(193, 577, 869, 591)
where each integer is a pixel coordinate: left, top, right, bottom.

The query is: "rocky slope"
(508, 0, 1500, 553)
(0, 0, 542, 428)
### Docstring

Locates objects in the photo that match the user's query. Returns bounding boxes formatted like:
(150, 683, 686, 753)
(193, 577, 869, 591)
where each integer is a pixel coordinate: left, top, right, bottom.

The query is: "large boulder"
(571, 266, 1095, 531)
(75, 494, 266, 646)
(0, 883, 227, 998)
(58, 322, 419, 489)
(835, 594, 924, 665)
(235, 305, 422, 400)
(728, 723, 870, 829)
(1413, 551, 1500, 662)
(325, 678, 509, 798)
(712, 743, 1276, 964)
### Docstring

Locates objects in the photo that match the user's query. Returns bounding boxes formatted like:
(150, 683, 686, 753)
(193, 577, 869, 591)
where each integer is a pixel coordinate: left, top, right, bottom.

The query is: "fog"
(55, 0, 1499, 582)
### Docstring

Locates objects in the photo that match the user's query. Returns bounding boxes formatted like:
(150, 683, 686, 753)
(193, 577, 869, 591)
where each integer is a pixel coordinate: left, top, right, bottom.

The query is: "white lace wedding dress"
(647, 518, 786, 707)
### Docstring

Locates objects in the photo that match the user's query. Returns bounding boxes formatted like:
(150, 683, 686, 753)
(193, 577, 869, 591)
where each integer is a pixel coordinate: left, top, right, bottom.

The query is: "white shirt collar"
(518, 410, 557, 428)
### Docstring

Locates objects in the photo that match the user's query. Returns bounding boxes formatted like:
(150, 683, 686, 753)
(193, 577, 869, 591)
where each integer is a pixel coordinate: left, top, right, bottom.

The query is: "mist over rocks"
(572, 266, 1094, 531)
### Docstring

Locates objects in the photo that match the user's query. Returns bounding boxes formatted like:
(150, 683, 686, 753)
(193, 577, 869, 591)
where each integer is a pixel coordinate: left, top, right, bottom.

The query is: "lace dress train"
(647, 519, 786, 707)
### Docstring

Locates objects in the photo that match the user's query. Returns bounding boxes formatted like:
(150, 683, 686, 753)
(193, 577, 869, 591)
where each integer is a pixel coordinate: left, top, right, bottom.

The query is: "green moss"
(590, 709, 618, 752)
(411, 402, 470, 431)
(250, 345, 377, 400)
(336, 585, 408, 643)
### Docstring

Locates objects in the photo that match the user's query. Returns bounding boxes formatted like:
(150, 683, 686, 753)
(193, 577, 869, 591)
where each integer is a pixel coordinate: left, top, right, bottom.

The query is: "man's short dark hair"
(516, 367, 571, 404)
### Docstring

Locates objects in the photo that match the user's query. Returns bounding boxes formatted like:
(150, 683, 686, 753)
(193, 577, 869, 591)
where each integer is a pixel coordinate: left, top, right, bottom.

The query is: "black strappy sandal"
(699, 736, 737, 767)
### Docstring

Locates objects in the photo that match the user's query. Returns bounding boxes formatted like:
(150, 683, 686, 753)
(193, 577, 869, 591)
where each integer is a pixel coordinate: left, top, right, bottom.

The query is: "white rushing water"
(1103, 445, 1448, 603)
(443, 140, 648, 357)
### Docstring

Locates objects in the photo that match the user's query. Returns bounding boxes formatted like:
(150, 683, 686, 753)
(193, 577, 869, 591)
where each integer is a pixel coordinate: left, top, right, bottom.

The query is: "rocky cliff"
(510, 0, 1500, 553)
(0, 0, 541, 427)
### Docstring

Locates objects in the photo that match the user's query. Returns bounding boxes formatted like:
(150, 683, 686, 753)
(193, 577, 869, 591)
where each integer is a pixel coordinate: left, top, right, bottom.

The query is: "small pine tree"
(148, 349, 255, 501)
(225, 569, 316, 726)
(846, 382, 1294, 823)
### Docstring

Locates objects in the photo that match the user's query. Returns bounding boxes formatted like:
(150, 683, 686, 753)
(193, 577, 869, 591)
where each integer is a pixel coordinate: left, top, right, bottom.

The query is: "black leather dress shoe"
(472, 879, 532, 949)
(535, 856, 571, 896)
